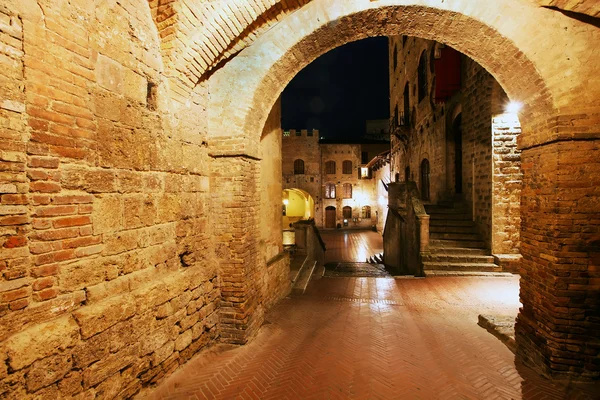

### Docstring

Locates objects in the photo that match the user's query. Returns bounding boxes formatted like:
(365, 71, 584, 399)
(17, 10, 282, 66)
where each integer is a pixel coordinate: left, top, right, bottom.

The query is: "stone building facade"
(282, 129, 389, 230)
(0, 0, 598, 397)
(388, 35, 523, 257)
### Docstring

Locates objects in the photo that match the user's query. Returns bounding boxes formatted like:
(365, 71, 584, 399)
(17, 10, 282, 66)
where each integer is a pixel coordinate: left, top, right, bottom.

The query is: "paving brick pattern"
(145, 276, 599, 399)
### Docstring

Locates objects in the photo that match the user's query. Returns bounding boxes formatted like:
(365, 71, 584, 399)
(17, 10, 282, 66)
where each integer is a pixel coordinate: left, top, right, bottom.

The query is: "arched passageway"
(1, 0, 598, 397)
(206, 0, 600, 379)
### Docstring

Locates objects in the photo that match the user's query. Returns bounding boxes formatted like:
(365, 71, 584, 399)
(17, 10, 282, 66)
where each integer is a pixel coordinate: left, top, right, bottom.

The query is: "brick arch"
(207, 0, 598, 151)
(148, 0, 310, 105)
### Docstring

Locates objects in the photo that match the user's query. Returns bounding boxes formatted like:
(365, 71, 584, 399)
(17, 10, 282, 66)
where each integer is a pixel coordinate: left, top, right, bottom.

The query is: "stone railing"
(383, 182, 429, 276)
(293, 220, 326, 268)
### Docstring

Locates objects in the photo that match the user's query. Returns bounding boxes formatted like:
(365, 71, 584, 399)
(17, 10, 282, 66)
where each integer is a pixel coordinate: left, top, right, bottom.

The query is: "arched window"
(362, 206, 371, 219)
(293, 159, 304, 174)
(342, 183, 352, 199)
(405, 166, 411, 182)
(395, 173, 400, 182)
(343, 206, 352, 219)
(325, 183, 336, 199)
(325, 160, 336, 174)
(342, 160, 352, 174)
(420, 159, 430, 201)
(418, 51, 427, 102)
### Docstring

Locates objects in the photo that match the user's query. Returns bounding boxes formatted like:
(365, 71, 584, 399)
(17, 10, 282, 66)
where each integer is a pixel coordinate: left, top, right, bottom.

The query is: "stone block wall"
(388, 36, 446, 205)
(0, 1, 254, 397)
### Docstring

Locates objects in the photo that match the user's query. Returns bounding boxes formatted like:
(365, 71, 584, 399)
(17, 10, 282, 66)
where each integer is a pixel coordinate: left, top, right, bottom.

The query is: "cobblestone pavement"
(143, 276, 599, 399)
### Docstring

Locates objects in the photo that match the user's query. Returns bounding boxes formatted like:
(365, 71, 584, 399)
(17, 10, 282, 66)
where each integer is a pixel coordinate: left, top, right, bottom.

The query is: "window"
(342, 160, 352, 174)
(362, 206, 371, 219)
(325, 183, 336, 199)
(325, 160, 336, 174)
(343, 206, 352, 219)
(421, 159, 430, 201)
(405, 166, 410, 182)
(293, 159, 304, 175)
(418, 51, 427, 102)
(361, 152, 369, 164)
(360, 167, 370, 179)
(395, 173, 400, 182)
(342, 183, 352, 199)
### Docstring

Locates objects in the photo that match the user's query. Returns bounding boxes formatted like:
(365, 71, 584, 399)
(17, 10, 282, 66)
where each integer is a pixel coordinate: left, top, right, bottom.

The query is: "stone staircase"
(423, 201, 503, 275)
(367, 252, 384, 264)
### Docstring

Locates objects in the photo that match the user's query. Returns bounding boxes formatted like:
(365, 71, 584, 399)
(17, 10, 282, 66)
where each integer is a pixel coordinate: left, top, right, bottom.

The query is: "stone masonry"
(0, 1, 598, 398)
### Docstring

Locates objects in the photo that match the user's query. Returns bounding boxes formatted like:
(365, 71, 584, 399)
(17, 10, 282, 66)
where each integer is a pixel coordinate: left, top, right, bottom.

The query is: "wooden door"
(325, 206, 336, 229)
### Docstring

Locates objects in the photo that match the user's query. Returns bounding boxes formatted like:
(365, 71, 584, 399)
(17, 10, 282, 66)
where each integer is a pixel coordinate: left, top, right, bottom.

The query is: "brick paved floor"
(143, 276, 599, 399)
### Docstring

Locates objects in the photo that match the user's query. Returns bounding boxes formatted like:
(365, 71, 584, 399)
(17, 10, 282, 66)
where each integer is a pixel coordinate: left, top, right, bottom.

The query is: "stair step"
(429, 239, 486, 249)
(429, 213, 472, 221)
(428, 246, 489, 255)
(430, 232, 482, 241)
(422, 262, 502, 272)
(423, 254, 495, 263)
(425, 207, 470, 215)
(429, 219, 475, 227)
(425, 270, 513, 277)
(429, 226, 478, 234)
(292, 260, 317, 295)
(289, 255, 307, 283)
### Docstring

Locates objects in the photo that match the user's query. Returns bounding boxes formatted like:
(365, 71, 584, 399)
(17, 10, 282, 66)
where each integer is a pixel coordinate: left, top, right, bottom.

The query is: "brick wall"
(517, 139, 600, 379)
(0, 1, 219, 398)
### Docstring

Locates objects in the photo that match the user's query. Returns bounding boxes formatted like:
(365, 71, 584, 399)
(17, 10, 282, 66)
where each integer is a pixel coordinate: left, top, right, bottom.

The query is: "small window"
(343, 183, 352, 199)
(294, 159, 304, 175)
(405, 166, 410, 182)
(342, 160, 352, 174)
(343, 206, 352, 219)
(325, 183, 336, 199)
(421, 159, 430, 201)
(362, 206, 371, 219)
(361, 152, 369, 164)
(395, 173, 400, 182)
(418, 51, 427, 102)
(325, 161, 336, 174)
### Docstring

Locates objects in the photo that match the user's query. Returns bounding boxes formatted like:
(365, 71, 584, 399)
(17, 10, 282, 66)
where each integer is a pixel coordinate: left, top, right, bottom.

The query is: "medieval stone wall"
(389, 37, 522, 254)
(0, 1, 285, 398)
(389, 36, 446, 205)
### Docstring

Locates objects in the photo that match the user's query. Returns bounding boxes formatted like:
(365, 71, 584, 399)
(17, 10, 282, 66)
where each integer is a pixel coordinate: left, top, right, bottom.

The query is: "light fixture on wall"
(283, 198, 289, 205)
(505, 101, 522, 114)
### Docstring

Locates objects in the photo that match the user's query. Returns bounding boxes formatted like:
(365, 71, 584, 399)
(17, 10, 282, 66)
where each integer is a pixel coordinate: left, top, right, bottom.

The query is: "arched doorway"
(282, 188, 315, 228)
(204, 1, 600, 378)
(325, 206, 336, 229)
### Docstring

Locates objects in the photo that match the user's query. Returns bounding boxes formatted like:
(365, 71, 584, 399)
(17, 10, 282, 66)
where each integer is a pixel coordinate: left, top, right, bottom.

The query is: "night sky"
(281, 37, 390, 140)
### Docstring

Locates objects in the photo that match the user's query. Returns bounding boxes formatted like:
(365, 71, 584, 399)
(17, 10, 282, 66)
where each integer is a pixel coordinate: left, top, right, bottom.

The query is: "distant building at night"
(282, 129, 389, 230)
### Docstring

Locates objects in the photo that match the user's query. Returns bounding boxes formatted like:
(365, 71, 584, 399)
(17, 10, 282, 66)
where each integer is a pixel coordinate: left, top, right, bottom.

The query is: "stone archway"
(204, 0, 600, 379)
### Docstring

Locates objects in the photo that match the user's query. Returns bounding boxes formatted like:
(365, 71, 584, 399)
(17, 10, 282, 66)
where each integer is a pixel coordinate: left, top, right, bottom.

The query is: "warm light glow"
(505, 101, 522, 114)
(283, 198, 289, 205)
